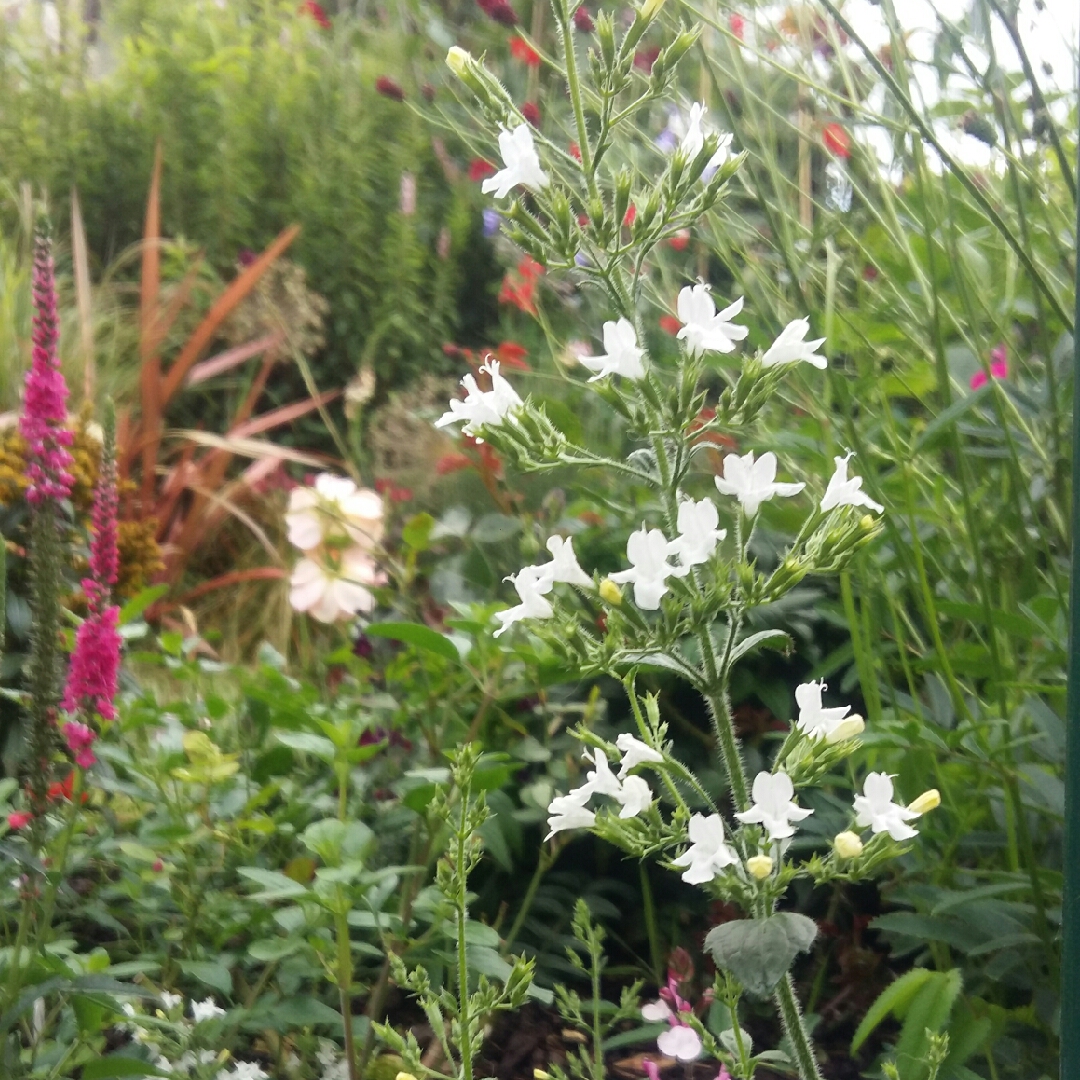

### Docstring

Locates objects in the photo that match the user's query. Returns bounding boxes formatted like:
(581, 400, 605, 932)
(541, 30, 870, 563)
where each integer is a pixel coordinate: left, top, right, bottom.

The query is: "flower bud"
(640, 0, 667, 20)
(746, 854, 773, 880)
(907, 788, 940, 815)
(446, 46, 472, 77)
(825, 714, 865, 744)
(833, 831, 863, 859)
(599, 578, 623, 605)
(534, 1072, 552, 1080)
(397, 1074, 421, 1080)
(860, 514, 875, 530)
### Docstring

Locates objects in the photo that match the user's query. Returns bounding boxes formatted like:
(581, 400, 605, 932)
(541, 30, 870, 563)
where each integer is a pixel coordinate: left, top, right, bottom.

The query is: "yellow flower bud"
(825, 714, 865, 745)
(534, 1071, 552, 1080)
(639, 0, 667, 20)
(860, 514, 875, 530)
(446, 47, 472, 78)
(833, 831, 863, 859)
(907, 788, 941, 816)
(396, 1073, 421, 1080)
(746, 854, 773, 880)
(598, 578, 623, 606)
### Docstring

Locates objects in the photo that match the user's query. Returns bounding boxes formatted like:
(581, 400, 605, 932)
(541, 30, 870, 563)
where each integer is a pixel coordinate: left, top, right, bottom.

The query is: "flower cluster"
(287, 474, 387, 623)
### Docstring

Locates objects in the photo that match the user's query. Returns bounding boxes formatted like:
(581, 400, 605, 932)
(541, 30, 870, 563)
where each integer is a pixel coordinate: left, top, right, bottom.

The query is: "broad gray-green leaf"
(703, 914, 817, 998)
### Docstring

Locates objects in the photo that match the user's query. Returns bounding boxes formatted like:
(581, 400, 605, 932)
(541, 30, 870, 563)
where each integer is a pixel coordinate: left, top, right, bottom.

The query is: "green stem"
(503, 847, 552, 955)
(555, 0, 599, 202)
(638, 862, 663, 985)
(774, 974, 823, 1080)
(591, 924, 604, 1080)
(33, 770, 83, 954)
(335, 908, 359, 1080)
(456, 793, 474, 1080)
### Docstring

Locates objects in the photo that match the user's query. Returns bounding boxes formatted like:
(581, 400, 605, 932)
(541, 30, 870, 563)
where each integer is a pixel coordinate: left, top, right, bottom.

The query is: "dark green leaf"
(365, 622, 459, 661)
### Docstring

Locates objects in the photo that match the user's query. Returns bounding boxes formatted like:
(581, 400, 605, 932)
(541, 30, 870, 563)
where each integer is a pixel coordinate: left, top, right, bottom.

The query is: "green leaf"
(851, 968, 934, 1054)
(365, 622, 459, 661)
(703, 914, 817, 998)
(238, 867, 310, 901)
(728, 629, 792, 665)
(177, 960, 232, 996)
(249, 937, 304, 961)
(471, 514, 523, 543)
(117, 585, 169, 626)
(895, 969, 962, 1074)
(261, 996, 344, 1029)
(402, 513, 435, 552)
(274, 731, 336, 762)
(82, 1058, 170, 1079)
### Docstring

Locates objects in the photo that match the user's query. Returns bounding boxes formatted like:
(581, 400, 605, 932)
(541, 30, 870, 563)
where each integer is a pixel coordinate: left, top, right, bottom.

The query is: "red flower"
(510, 36, 541, 66)
(633, 46, 660, 72)
(375, 76, 405, 101)
(477, 0, 518, 25)
(577, 213, 589, 226)
(436, 453, 473, 475)
(623, 203, 637, 226)
(822, 122, 851, 159)
(152, 859, 164, 872)
(496, 340, 530, 369)
(518, 256, 544, 281)
(520, 101, 541, 127)
(47, 773, 87, 803)
(667, 229, 690, 251)
(390, 486, 413, 503)
(573, 5, 594, 31)
(468, 158, 496, 181)
(660, 314, 681, 335)
(729, 12, 745, 40)
(7, 811, 32, 830)
(863, 264, 879, 283)
(569, 142, 582, 161)
(299, 0, 331, 29)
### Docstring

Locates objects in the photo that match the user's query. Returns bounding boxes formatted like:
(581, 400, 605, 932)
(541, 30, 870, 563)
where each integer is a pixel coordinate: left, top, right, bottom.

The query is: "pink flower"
(970, 345, 1008, 390)
(63, 606, 122, 722)
(63, 721, 98, 769)
(643, 1061, 660, 1080)
(21, 228, 73, 504)
(7, 811, 33, 830)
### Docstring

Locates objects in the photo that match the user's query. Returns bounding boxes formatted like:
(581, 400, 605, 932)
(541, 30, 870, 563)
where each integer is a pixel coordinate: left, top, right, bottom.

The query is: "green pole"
(1063, 56, 1080, 1080)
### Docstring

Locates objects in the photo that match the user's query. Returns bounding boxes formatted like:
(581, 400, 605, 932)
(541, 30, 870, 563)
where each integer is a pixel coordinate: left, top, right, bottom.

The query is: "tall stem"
(33, 770, 83, 954)
(774, 974, 823, 1080)
(335, 908, 359, 1080)
(456, 793, 474, 1080)
(555, 0, 599, 203)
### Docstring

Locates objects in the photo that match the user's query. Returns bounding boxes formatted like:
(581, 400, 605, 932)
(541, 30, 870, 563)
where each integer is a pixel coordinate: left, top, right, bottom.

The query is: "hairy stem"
(774, 974, 823, 1080)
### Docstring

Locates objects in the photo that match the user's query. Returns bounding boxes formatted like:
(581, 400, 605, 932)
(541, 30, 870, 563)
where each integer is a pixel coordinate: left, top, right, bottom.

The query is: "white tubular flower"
(545, 787, 596, 838)
(794, 680, 851, 739)
(702, 133, 734, 182)
(493, 565, 554, 638)
(853, 772, 920, 841)
(615, 733, 664, 777)
(762, 319, 827, 369)
(675, 285, 748, 356)
(821, 452, 884, 513)
(190, 998, 225, 1023)
(286, 474, 385, 552)
(668, 497, 726, 569)
(481, 125, 550, 199)
(435, 359, 522, 438)
(540, 535, 592, 587)
(290, 549, 384, 623)
(671, 813, 739, 884)
(614, 775, 653, 818)
(582, 747, 623, 799)
(714, 450, 805, 517)
(578, 318, 646, 381)
(657, 1024, 703, 1062)
(609, 526, 688, 610)
(735, 771, 813, 840)
(680, 102, 707, 158)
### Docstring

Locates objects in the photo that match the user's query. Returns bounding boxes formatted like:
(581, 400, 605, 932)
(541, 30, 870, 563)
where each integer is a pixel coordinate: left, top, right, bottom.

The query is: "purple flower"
(575, 251, 591, 267)
(654, 128, 678, 153)
(483, 208, 502, 237)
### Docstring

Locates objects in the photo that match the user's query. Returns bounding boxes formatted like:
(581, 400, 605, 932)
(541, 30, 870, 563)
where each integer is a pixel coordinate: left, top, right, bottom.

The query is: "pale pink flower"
(289, 548, 385, 623)
(286, 474, 384, 552)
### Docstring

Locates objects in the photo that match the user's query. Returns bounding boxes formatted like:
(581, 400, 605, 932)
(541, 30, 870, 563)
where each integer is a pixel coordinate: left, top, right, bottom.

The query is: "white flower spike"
(545, 787, 596, 838)
(609, 525, 689, 610)
(853, 772, 920, 841)
(435, 359, 522, 438)
(668, 497, 726, 569)
(821, 452, 884, 513)
(615, 732, 664, 778)
(735, 771, 813, 840)
(672, 813, 739, 884)
(676, 285, 748, 356)
(762, 318, 827, 369)
(794, 680, 851, 739)
(578, 318, 646, 381)
(482, 125, 550, 199)
(714, 450, 805, 517)
(493, 565, 554, 638)
(538, 535, 592, 587)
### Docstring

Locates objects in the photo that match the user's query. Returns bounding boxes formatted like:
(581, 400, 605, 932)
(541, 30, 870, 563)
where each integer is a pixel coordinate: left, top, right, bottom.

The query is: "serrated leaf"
(703, 914, 817, 998)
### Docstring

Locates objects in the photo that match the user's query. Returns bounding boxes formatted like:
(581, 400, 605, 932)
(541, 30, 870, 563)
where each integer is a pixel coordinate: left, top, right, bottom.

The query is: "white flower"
(671, 813, 738, 884)
(545, 787, 596, 838)
(820, 452, 883, 513)
(762, 319, 827, 369)
(680, 102, 707, 159)
(615, 733, 664, 777)
(614, 775, 653, 818)
(191, 998, 225, 1023)
(641, 999, 672, 1022)
(714, 450, 805, 517)
(657, 1024, 703, 1061)
(702, 132, 734, 182)
(121, 1003, 136, 1019)
(675, 285, 748, 356)
(853, 772, 920, 842)
(155, 1058, 174, 1074)
(286, 474, 384, 552)
(493, 565, 554, 638)
(609, 525, 688, 610)
(581, 747, 623, 799)
(435, 359, 523, 438)
(734, 771, 813, 840)
(290, 549, 383, 623)
(226, 1065, 269, 1080)
(578, 319, 646, 381)
(539, 535, 592, 587)
(159, 991, 182, 1011)
(668, 497, 726, 569)
(481, 125, 550, 199)
(41, 1, 59, 48)
(794, 680, 850, 739)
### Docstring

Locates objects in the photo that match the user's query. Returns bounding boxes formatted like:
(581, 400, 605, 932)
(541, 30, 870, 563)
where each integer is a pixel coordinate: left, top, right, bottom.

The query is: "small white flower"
(794, 680, 850, 739)
(545, 787, 596, 838)
(609, 525, 688, 610)
(290, 549, 384, 623)
(539, 535, 592, 587)
(155, 1058, 174, 1074)
(482, 125, 550, 199)
(285, 474, 385, 552)
(702, 132, 734, 182)
(578, 318, 646, 381)
(657, 1024, 703, 1061)
(735, 771, 813, 840)
(675, 285, 748, 356)
(615, 733, 664, 777)
(121, 1003, 136, 1019)
(227, 1064, 270, 1080)
(680, 102, 707, 159)
(820, 452, 883, 513)
(714, 450, 805, 517)
(641, 999, 673, 1022)
(191, 998, 226, 1023)
(668, 497, 725, 569)
(614, 774, 653, 818)
(762, 318, 827, 369)
(671, 813, 738, 884)
(435, 359, 523, 438)
(493, 565, 554, 638)
(159, 991, 182, 1011)
(853, 773, 920, 842)
(581, 747, 623, 799)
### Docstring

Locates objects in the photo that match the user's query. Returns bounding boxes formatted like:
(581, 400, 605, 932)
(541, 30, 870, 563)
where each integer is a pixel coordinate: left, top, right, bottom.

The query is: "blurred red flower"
(469, 158, 496, 181)
(573, 5, 594, 31)
(510, 36, 541, 65)
(375, 76, 405, 101)
(822, 122, 851, 159)
(299, 0, 331, 29)
(521, 101, 541, 126)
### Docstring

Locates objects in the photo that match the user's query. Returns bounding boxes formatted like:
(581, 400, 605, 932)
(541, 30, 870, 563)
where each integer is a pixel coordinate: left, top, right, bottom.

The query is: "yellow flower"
(907, 789, 941, 816)
(746, 854, 773, 880)
(833, 831, 863, 859)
